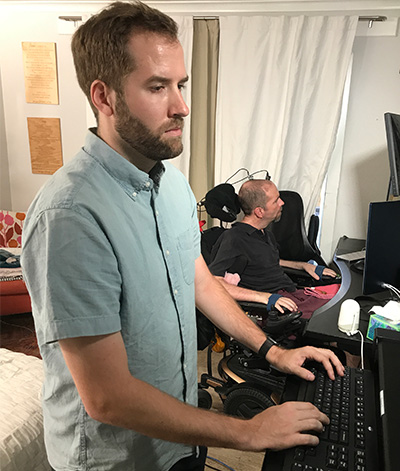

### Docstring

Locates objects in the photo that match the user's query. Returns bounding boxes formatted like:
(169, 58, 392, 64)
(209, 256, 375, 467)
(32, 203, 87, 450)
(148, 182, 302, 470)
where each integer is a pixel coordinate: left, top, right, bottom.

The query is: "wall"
(0, 71, 11, 209)
(319, 27, 400, 261)
(0, 6, 88, 211)
(332, 32, 400, 248)
(1, 1, 399, 261)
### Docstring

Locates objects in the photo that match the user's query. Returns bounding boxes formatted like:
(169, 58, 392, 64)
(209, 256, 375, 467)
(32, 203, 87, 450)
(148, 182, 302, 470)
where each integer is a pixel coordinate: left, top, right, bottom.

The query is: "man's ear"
(254, 207, 264, 219)
(90, 80, 115, 117)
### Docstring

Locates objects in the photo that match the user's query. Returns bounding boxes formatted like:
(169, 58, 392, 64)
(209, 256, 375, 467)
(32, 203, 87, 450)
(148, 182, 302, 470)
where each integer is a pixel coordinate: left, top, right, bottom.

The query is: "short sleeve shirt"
(21, 129, 201, 471)
(208, 222, 295, 293)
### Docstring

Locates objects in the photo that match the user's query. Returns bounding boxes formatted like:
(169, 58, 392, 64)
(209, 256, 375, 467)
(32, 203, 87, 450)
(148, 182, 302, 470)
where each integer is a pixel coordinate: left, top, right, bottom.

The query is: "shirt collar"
(83, 128, 165, 193)
(233, 221, 261, 235)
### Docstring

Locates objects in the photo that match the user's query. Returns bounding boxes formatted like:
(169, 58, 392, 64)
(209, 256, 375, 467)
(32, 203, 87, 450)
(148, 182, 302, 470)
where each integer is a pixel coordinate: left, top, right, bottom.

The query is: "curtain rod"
(193, 15, 388, 26)
(59, 14, 388, 29)
(359, 15, 387, 28)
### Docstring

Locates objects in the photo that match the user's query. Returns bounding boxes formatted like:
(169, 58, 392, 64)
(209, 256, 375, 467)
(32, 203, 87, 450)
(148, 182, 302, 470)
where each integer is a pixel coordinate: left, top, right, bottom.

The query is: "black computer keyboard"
(278, 365, 379, 471)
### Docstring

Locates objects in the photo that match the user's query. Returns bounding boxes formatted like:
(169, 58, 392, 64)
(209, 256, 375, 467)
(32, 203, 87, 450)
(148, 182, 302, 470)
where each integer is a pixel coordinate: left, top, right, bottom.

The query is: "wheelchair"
(196, 180, 303, 417)
(196, 176, 342, 418)
(197, 307, 303, 418)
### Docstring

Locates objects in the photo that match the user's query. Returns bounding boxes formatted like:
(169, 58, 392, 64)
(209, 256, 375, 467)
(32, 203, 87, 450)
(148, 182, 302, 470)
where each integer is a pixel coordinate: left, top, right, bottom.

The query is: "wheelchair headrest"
(204, 183, 241, 222)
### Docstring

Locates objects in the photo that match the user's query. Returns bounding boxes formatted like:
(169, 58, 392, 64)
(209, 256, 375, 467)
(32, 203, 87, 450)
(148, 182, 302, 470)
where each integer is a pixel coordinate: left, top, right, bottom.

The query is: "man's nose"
(169, 90, 189, 118)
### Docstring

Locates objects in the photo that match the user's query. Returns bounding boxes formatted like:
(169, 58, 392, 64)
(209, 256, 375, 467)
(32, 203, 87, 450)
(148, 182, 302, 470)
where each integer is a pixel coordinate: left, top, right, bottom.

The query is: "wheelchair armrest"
(238, 300, 268, 315)
(283, 266, 341, 288)
(283, 267, 313, 286)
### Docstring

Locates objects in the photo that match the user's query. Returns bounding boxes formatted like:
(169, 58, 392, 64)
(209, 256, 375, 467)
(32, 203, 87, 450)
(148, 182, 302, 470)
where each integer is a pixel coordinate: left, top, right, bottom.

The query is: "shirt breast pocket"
(177, 230, 196, 285)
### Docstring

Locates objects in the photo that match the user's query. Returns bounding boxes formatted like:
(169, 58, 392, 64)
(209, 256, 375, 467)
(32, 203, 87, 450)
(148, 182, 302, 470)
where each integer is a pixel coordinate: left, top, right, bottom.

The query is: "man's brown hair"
(238, 179, 274, 215)
(71, 1, 179, 119)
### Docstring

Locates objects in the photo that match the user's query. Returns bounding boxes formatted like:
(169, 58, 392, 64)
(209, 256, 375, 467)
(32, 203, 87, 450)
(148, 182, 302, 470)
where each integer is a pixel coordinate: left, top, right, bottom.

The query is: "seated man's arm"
(280, 259, 337, 279)
(209, 229, 298, 312)
(196, 255, 344, 382)
(215, 276, 298, 313)
(59, 330, 331, 452)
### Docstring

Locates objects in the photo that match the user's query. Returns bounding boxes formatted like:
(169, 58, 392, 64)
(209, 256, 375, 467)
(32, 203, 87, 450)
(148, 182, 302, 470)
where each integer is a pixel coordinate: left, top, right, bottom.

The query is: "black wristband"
(258, 337, 278, 359)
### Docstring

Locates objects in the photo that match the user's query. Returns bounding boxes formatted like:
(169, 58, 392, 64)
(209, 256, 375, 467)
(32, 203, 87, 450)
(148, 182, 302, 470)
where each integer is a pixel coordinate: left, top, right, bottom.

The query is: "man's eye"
(178, 83, 187, 91)
(151, 86, 164, 92)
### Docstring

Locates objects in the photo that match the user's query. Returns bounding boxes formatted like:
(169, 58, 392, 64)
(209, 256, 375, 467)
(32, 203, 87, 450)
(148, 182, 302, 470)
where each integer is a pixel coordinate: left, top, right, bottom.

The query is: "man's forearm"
(60, 334, 258, 451)
(90, 367, 252, 449)
(279, 259, 307, 271)
(216, 277, 270, 304)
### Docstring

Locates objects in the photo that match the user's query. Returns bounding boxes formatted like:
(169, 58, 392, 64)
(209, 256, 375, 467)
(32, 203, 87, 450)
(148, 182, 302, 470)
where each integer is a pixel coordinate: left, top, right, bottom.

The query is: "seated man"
(208, 179, 338, 319)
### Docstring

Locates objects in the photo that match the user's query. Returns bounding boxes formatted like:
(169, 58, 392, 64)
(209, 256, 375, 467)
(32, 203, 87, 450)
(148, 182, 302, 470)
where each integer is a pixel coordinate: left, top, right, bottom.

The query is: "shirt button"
(145, 181, 150, 187)
(156, 210, 159, 216)
(166, 250, 170, 256)
(174, 289, 178, 295)
(132, 192, 137, 197)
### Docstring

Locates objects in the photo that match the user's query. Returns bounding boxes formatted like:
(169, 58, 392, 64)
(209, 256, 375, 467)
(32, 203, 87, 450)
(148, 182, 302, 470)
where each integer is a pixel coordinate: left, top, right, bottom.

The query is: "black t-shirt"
(208, 222, 295, 293)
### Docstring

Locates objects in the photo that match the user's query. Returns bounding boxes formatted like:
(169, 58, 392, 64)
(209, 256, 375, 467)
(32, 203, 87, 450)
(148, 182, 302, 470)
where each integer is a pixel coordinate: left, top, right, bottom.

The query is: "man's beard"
(274, 209, 282, 222)
(115, 94, 184, 161)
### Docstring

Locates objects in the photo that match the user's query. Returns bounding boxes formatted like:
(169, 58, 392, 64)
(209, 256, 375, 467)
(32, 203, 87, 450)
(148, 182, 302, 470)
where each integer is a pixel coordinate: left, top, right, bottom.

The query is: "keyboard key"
(356, 438, 365, 448)
(294, 448, 305, 461)
(327, 451, 337, 460)
(305, 447, 316, 456)
(339, 430, 349, 444)
(329, 430, 339, 442)
(326, 457, 337, 467)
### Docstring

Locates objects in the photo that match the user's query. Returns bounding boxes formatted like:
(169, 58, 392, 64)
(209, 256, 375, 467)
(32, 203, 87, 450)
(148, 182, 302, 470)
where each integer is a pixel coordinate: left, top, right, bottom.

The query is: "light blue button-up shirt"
(21, 129, 201, 471)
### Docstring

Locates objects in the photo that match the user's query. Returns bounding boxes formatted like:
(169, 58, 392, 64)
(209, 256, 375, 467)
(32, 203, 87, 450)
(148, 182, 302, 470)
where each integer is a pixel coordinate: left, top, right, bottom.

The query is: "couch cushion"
(0, 211, 26, 248)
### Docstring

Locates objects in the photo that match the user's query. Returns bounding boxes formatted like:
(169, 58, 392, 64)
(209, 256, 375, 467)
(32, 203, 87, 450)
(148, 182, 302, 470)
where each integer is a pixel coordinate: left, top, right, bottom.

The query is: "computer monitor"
(363, 200, 400, 295)
(384, 112, 400, 198)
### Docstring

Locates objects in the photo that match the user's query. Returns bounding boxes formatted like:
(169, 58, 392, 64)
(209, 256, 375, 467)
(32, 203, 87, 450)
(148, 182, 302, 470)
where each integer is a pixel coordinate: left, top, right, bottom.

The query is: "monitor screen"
(384, 112, 400, 198)
(363, 200, 400, 295)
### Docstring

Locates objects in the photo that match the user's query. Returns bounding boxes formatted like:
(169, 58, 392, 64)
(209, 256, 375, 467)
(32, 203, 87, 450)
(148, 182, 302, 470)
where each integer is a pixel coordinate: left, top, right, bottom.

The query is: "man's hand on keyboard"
(266, 345, 345, 381)
(249, 401, 329, 450)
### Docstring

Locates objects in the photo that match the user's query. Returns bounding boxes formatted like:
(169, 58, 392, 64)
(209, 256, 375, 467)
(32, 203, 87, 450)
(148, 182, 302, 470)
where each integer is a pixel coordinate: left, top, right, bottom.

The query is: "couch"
(0, 211, 31, 316)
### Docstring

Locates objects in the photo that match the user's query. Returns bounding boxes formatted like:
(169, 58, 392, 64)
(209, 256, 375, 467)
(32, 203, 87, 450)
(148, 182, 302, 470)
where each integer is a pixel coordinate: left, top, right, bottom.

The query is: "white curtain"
(215, 15, 358, 220)
(169, 16, 193, 178)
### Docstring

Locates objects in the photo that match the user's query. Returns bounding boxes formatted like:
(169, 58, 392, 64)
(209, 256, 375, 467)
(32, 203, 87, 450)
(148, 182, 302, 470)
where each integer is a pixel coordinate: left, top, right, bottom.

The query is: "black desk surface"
(303, 236, 388, 356)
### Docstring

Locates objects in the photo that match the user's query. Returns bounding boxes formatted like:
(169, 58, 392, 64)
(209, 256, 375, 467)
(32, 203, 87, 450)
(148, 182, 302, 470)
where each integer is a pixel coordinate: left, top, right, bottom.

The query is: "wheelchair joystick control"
(269, 311, 278, 320)
(263, 308, 303, 334)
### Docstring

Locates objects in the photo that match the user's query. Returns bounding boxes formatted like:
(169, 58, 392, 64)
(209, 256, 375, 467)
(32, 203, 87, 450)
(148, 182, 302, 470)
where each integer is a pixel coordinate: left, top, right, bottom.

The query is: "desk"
(303, 236, 388, 356)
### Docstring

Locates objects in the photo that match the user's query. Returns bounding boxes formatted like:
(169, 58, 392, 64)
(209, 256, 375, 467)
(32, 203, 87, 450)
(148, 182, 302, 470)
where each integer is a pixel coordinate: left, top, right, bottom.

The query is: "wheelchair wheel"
(223, 385, 275, 419)
(198, 388, 213, 410)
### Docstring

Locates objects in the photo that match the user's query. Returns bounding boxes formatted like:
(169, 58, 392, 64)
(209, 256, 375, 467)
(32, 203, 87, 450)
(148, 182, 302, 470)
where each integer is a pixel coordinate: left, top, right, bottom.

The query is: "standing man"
(21, 3, 343, 470)
(209, 179, 338, 319)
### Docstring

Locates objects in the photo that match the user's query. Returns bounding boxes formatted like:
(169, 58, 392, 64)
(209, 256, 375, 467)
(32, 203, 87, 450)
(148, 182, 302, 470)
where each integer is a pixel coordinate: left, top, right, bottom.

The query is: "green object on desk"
(367, 314, 400, 341)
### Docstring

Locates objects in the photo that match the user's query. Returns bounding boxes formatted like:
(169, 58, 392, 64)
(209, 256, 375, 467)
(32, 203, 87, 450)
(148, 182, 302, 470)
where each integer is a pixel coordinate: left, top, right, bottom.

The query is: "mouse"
(337, 299, 360, 335)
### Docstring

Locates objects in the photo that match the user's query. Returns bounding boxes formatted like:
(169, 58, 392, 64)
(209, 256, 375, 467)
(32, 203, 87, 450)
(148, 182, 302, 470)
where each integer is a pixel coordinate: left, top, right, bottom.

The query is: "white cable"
(225, 168, 271, 185)
(356, 330, 365, 370)
(381, 282, 400, 300)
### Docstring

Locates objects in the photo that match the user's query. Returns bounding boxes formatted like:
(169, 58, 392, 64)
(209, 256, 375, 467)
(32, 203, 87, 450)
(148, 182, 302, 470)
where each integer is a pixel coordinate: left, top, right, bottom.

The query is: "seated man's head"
(238, 179, 284, 228)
